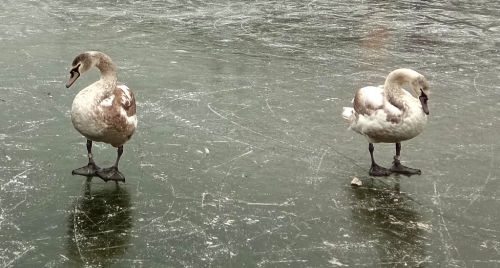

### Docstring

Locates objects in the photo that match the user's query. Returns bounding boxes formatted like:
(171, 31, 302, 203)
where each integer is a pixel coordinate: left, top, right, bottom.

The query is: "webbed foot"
(96, 166, 125, 182)
(369, 164, 393, 176)
(72, 163, 100, 177)
(390, 159, 421, 175)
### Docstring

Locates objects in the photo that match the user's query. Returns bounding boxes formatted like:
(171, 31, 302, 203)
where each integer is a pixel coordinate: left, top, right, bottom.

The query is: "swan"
(66, 51, 137, 182)
(342, 68, 430, 176)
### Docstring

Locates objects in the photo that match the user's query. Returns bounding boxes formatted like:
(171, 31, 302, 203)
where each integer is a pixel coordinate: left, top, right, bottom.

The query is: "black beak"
(419, 91, 429, 115)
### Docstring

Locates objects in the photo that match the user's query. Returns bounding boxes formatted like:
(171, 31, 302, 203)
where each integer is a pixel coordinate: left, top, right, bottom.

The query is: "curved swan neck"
(383, 69, 418, 97)
(384, 69, 414, 88)
(95, 52, 117, 86)
(382, 69, 419, 109)
(82, 51, 117, 90)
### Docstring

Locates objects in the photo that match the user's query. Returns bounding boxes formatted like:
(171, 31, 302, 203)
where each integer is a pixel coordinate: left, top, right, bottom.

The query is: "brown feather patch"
(116, 85, 136, 117)
(353, 90, 383, 116)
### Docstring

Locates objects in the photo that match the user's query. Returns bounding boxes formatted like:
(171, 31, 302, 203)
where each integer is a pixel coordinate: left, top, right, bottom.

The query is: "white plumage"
(66, 51, 137, 182)
(342, 68, 430, 176)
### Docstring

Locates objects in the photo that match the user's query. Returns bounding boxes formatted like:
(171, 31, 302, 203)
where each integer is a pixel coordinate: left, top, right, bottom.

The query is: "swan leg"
(368, 143, 392, 176)
(72, 139, 101, 177)
(96, 145, 126, 182)
(390, 143, 421, 175)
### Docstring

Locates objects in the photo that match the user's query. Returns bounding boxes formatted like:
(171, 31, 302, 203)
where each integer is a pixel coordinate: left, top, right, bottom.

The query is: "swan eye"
(70, 64, 81, 74)
(420, 89, 428, 98)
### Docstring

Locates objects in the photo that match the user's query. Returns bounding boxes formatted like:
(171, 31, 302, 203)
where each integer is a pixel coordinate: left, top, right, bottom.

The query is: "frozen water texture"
(1, 0, 500, 267)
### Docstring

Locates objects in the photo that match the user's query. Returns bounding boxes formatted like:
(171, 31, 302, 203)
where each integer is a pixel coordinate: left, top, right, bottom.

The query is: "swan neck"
(384, 84, 403, 97)
(383, 70, 411, 109)
(383, 69, 413, 98)
(94, 53, 117, 90)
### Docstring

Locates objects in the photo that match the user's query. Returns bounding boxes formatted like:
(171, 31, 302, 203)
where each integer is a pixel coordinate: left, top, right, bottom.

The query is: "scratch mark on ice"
(473, 73, 484, 96)
(206, 150, 253, 172)
(433, 182, 464, 266)
(72, 181, 87, 265)
(315, 150, 327, 176)
(139, 186, 175, 230)
(201, 192, 208, 207)
(463, 147, 494, 213)
(208, 103, 315, 153)
(265, 98, 277, 117)
(2, 245, 35, 267)
(328, 257, 347, 266)
(244, 202, 281, 206)
(83, 243, 134, 251)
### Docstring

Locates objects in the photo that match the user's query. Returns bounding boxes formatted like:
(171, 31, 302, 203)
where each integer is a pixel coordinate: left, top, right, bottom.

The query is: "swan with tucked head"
(342, 68, 430, 176)
(66, 51, 137, 182)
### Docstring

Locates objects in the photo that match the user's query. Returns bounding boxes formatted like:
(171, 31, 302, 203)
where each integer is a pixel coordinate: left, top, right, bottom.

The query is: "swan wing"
(97, 84, 137, 131)
(116, 84, 137, 128)
(353, 86, 385, 116)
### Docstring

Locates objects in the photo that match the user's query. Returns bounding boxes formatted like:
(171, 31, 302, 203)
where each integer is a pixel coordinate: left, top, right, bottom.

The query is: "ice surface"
(1, 0, 500, 267)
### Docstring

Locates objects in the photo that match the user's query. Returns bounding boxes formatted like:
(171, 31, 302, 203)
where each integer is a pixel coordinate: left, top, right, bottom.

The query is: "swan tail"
(342, 107, 356, 130)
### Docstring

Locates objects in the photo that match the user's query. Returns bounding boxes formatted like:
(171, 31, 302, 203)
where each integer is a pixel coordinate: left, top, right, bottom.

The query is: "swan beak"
(419, 95, 429, 115)
(66, 72, 80, 88)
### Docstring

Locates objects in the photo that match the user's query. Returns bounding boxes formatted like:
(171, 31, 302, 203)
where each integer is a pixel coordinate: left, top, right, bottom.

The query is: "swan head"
(66, 52, 98, 88)
(386, 69, 430, 115)
(410, 74, 430, 115)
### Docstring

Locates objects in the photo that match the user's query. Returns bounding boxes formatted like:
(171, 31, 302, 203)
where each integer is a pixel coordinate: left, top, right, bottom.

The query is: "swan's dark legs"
(390, 143, 421, 175)
(96, 145, 126, 182)
(368, 143, 392, 176)
(72, 139, 100, 177)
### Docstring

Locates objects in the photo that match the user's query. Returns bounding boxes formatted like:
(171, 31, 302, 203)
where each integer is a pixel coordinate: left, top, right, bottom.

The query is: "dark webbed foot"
(96, 166, 125, 182)
(369, 164, 393, 176)
(390, 159, 421, 175)
(72, 163, 100, 177)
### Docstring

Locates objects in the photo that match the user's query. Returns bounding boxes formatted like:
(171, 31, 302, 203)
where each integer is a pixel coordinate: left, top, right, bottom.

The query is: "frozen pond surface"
(1, 0, 500, 267)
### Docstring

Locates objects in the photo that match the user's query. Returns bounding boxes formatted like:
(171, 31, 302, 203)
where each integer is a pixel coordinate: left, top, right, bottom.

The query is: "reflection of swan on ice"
(67, 180, 133, 266)
(349, 178, 428, 266)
